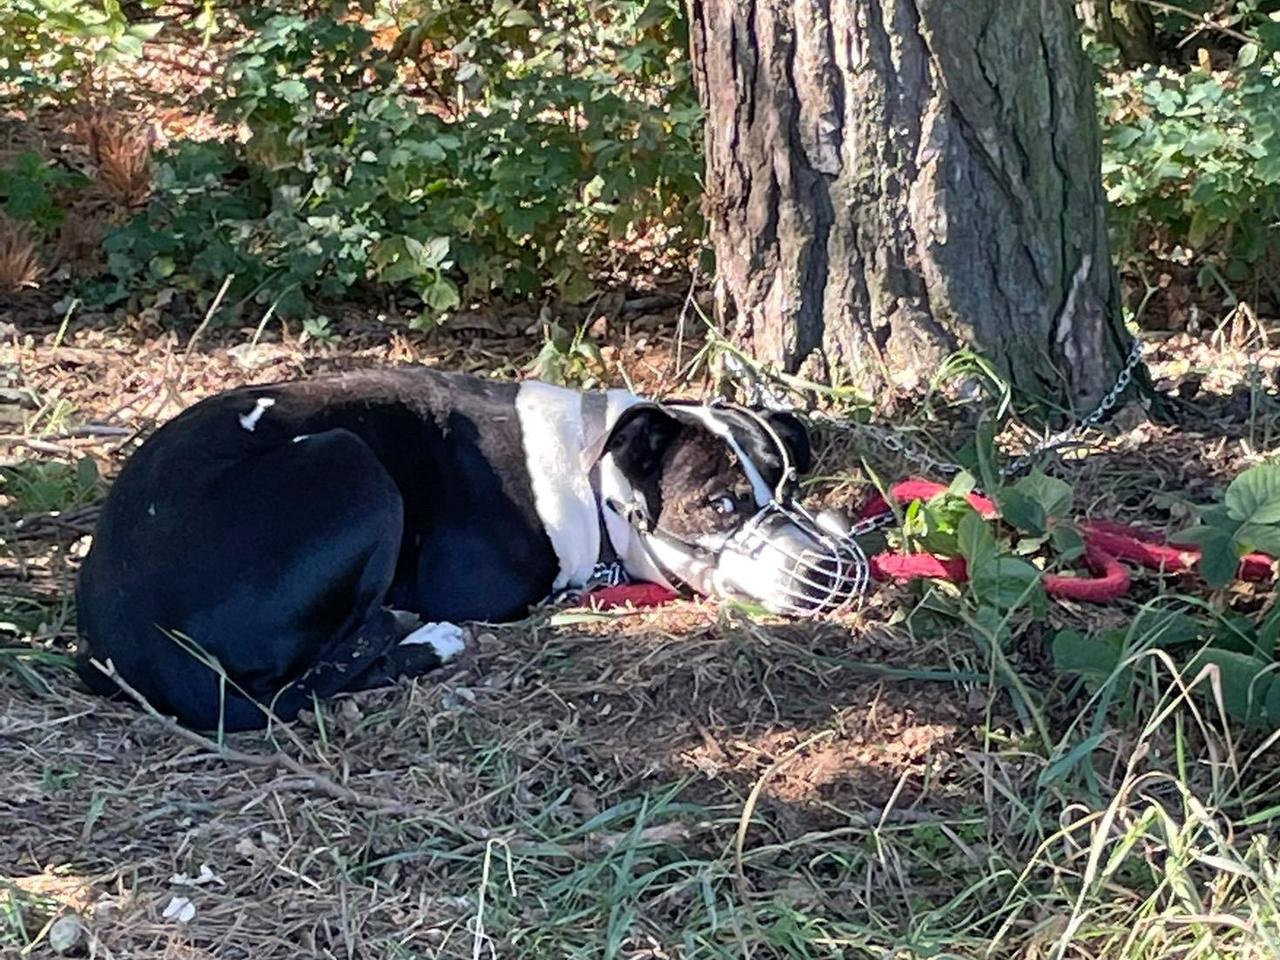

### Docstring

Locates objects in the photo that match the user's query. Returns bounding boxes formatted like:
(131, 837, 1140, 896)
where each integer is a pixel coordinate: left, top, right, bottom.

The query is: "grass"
(3, 313, 1280, 958)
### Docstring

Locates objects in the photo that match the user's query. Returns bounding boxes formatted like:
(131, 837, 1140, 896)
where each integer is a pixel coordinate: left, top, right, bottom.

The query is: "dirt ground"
(4, 299, 1280, 957)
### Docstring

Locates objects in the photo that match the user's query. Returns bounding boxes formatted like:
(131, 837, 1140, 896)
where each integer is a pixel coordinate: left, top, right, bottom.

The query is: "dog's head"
(600, 401, 865, 616)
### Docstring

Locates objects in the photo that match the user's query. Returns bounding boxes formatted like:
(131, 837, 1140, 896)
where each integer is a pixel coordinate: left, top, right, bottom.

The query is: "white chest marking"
(238, 397, 275, 432)
(515, 381, 601, 590)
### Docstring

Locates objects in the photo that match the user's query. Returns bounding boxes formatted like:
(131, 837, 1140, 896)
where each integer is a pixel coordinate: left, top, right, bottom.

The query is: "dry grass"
(4, 311, 1280, 958)
(0, 213, 44, 293)
(74, 110, 154, 213)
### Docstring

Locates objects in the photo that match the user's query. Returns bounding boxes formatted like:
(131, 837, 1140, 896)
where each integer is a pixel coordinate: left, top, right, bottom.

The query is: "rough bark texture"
(1078, 1, 1158, 66)
(689, 0, 1131, 413)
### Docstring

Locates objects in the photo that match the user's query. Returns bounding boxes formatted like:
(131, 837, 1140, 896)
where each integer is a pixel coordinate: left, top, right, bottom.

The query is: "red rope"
(867, 479, 1276, 601)
(578, 477, 1277, 611)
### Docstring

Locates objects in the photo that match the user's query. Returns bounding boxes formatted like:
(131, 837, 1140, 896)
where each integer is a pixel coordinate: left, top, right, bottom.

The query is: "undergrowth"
(3, 325, 1280, 957)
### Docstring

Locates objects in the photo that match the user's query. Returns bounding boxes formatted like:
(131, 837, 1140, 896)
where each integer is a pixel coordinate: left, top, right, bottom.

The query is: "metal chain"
(1001, 337, 1144, 477)
(725, 338, 1145, 482)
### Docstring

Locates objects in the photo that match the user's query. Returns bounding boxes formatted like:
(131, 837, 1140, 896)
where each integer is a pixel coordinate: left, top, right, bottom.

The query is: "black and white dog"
(76, 368, 865, 730)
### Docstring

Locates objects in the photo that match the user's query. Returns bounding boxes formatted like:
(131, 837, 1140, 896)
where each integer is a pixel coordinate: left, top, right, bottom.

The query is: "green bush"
(0, 0, 163, 97)
(96, 1, 703, 326)
(0, 151, 88, 238)
(1096, 9, 1280, 294)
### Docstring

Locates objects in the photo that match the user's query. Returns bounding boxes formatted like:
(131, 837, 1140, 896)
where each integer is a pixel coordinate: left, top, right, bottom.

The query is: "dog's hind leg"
(77, 427, 409, 731)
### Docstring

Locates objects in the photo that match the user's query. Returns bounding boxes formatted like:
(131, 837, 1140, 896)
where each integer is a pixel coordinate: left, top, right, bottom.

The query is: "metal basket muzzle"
(723, 498, 870, 617)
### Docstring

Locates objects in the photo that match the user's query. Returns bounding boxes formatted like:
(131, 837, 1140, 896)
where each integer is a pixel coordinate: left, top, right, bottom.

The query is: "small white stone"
(162, 895, 196, 923)
(48, 915, 83, 954)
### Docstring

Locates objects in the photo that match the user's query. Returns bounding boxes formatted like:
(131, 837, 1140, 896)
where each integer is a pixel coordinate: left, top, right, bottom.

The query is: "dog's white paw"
(398, 621, 468, 662)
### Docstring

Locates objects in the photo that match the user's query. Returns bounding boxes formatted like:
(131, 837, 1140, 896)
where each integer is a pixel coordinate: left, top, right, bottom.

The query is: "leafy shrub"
(96, 2, 702, 325)
(0, 151, 88, 238)
(1051, 462, 1280, 730)
(0, 0, 162, 97)
(0, 457, 101, 515)
(1097, 11, 1280, 292)
(1173, 461, 1280, 586)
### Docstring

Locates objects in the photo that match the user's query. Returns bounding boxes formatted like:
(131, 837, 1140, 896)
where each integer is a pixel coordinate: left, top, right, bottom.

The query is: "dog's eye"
(709, 495, 737, 516)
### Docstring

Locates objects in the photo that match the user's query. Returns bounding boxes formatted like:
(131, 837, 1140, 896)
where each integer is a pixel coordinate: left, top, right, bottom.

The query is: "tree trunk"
(688, 0, 1133, 415)
(1078, 1, 1158, 66)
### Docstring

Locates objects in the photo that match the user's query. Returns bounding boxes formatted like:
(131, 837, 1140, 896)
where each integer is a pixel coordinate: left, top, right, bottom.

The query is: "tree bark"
(1078, 1, 1158, 66)
(688, 0, 1133, 415)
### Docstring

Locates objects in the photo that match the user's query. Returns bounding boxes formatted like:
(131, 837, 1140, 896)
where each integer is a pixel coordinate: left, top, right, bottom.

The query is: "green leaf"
(971, 556, 1042, 610)
(1257, 607, 1280, 661)
(272, 79, 310, 104)
(1012, 471, 1074, 521)
(1053, 628, 1123, 682)
(423, 277, 460, 312)
(948, 472, 977, 498)
(420, 235, 451, 269)
(1038, 732, 1109, 788)
(957, 511, 997, 577)
(127, 20, 165, 41)
(974, 418, 1000, 493)
(1050, 522, 1085, 562)
(1174, 525, 1240, 588)
(1187, 648, 1276, 727)
(1225, 465, 1280, 525)
(502, 7, 536, 27)
(112, 34, 144, 58)
(1235, 523, 1280, 558)
(997, 488, 1047, 537)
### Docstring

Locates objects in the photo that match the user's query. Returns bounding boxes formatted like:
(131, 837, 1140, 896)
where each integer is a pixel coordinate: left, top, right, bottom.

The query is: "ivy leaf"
(1225, 464, 1280, 525)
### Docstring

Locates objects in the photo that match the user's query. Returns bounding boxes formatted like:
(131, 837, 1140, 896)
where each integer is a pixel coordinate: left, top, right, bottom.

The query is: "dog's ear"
(759, 410, 813, 476)
(601, 403, 683, 481)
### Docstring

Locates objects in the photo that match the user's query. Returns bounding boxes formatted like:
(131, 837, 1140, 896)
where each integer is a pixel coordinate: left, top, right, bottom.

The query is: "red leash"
(864, 479, 1275, 601)
(580, 477, 1277, 611)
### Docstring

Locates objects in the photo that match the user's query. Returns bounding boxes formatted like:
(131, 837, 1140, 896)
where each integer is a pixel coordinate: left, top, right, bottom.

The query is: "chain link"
(1001, 337, 1144, 477)
(726, 338, 1145, 483)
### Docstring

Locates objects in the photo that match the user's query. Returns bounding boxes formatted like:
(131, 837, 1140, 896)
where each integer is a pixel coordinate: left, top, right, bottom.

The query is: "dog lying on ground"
(76, 367, 864, 730)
